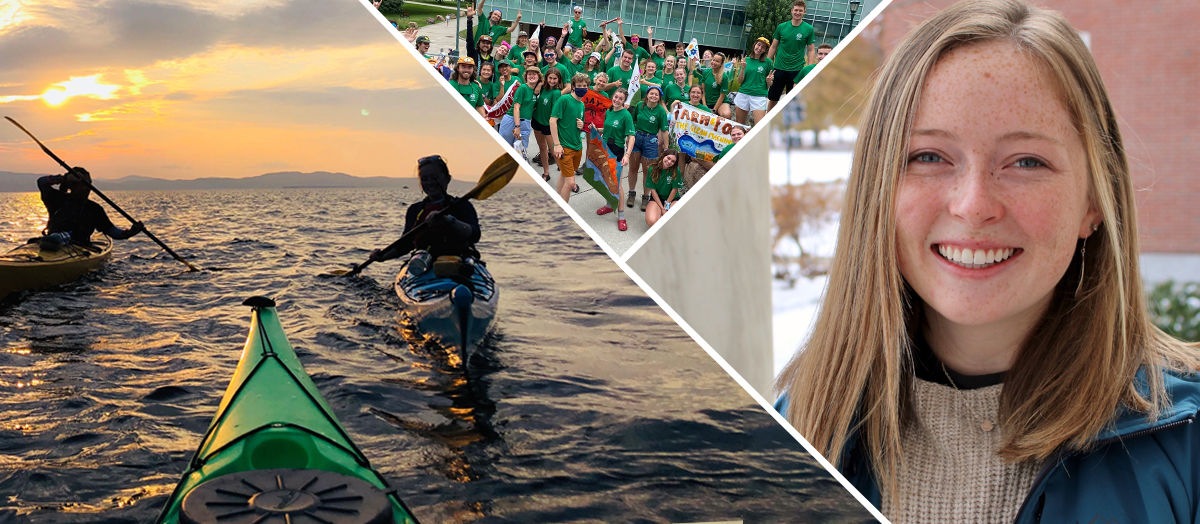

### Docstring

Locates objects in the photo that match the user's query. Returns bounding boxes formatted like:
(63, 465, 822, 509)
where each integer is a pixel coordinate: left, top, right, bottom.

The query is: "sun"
(40, 75, 120, 106)
(42, 88, 68, 106)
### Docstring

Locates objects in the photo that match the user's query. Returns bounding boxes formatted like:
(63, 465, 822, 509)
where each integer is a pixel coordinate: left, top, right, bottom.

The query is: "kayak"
(155, 296, 420, 524)
(0, 236, 112, 299)
(394, 254, 498, 366)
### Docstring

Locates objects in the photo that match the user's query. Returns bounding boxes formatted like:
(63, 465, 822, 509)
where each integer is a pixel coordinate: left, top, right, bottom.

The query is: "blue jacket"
(777, 369, 1200, 523)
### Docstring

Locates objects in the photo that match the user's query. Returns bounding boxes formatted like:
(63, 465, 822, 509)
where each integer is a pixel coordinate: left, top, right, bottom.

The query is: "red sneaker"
(617, 219, 628, 231)
(596, 205, 614, 215)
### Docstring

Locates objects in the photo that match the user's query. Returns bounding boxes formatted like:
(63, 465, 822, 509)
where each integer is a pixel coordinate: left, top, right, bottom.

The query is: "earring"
(1075, 223, 1099, 298)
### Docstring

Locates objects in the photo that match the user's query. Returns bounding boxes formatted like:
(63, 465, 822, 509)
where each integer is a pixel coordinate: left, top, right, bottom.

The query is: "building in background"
(482, 0, 880, 54)
(875, 0, 1200, 283)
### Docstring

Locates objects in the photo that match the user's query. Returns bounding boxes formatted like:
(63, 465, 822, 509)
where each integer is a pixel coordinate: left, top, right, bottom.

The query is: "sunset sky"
(0, 0, 510, 181)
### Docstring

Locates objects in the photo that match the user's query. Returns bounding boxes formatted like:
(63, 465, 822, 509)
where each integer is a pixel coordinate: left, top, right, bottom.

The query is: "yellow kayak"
(0, 236, 113, 299)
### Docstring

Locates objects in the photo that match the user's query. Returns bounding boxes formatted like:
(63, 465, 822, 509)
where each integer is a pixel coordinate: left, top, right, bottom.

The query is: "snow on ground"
(768, 149, 854, 185)
(771, 148, 852, 377)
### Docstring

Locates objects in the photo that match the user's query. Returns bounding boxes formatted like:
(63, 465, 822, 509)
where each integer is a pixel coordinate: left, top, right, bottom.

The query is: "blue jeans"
(498, 115, 532, 152)
(632, 131, 659, 160)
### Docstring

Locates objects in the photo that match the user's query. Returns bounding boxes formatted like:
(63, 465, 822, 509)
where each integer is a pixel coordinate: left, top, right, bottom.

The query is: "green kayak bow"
(156, 297, 419, 524)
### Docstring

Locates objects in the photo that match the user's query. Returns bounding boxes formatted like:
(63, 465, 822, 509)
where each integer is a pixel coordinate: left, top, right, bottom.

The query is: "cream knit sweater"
(881, 380, 1041, 524)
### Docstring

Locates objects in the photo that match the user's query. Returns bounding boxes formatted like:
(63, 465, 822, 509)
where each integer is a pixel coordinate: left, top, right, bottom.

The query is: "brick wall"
(873, 0, 1200, 253)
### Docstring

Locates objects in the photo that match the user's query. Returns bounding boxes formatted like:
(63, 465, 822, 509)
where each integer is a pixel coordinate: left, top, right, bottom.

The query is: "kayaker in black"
(37, 168, 143, 250)
(370, 156, 481, 261)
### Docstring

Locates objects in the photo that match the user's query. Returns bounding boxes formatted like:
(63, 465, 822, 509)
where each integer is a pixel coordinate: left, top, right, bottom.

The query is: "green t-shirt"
(582, 67, 601, 85)
(692, 67, 729, 108)
(605, 65, 634, 98)
(771, 20, 815, 71)
(511, 44, 527, 61)
(500, 77, 521, 115)
(646, 165, 683, 200)
(452, 80, 484, 107)
(477, 15, 510, 45)
(533, 87, 562, 125)
(629, 45, 651, 65)
(664, 81, 688, 108)
(639, 73, 664, 98)
(799, 63, 818, 82)
(479, 79, 498, 102)
(551, 95, 585, 151)
(714, 141, 736, 162)
(568, 18, 587, 47)
(513, 83, 536, 119)
(601, 107, 635, 144)
(739, 57, 773, 97)
(545, 61, 571, 84)
(633, 101, 669, 135)
(651, 54, 665, 72)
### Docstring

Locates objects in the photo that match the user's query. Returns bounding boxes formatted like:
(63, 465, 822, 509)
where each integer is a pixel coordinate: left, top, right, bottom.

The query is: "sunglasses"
(418, 155, 446, 166)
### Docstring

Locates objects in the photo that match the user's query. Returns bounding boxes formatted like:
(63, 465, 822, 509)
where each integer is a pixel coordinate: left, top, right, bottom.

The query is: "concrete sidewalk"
(410, 2, 468, 56)
(517, 134, 652, 256)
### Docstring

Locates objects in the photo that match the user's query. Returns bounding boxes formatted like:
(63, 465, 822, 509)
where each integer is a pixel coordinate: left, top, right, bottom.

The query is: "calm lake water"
(0, 186, 873, 524)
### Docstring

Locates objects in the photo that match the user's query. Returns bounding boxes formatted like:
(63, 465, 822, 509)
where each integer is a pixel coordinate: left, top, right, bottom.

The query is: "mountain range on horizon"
(0, 170, 489, 192)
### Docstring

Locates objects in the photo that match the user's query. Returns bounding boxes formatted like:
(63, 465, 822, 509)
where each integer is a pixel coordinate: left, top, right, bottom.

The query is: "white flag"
(685, 38, 699, 61)
(529, 25, 541, 45)
(628, 60, 641, 99)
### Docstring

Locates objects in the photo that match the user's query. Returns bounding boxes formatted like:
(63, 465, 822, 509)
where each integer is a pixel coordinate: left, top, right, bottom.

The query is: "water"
(0, 187, 873, 524)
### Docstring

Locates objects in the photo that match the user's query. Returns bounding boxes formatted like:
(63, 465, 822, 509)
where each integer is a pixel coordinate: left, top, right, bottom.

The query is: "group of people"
(406, 0, 832, 231)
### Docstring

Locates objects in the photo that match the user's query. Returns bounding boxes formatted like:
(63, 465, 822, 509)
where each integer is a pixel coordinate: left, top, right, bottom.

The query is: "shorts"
(767, 69, 801, 101)
(631, 131, 659, 160)
(734, 92, 769, 111)
(558, 147, 583, 175)
(499, 115, 533, 152)
(607, 139, 626, 158)
(531, 119, 552, 135)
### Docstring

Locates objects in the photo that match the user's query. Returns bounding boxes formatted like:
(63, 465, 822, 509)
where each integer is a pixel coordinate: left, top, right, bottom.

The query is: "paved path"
(515, 136, 652, 256)
(410, 2, 468, 56)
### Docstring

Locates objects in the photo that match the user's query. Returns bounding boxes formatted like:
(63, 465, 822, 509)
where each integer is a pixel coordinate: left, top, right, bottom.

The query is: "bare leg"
(535, 130, 552, 180)
(645, 199, 664, 226)
(751, 108, 766, 126)
(735, 106, 749, 125)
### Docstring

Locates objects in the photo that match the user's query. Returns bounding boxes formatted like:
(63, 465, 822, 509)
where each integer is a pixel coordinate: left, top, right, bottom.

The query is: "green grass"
(381, 3, 461, 28)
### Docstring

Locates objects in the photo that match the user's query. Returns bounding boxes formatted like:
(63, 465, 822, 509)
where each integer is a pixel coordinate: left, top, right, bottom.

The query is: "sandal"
(542, 174, 550, 182)
(572, 184, 579, 193)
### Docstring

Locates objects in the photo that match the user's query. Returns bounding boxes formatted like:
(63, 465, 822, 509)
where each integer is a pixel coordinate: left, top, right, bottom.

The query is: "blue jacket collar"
(1098, 366, 1200, 440)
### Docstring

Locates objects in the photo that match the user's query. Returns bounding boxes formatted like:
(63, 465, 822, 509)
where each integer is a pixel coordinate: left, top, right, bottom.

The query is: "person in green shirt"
(497, 61, 528, 152)
(672, 84, 712, 113)
(519, 50, 538, 78)
(664, 68, 689, 109)
(599, 48, 636, 100)
(473, 0, 521, 45)
(541, 49, 572, 86)
(650, 42, 668, 72)
(582, 52, 604, 84)
(477, 62, 498, 106)
(510, 30, 530, 61)
(734, 37, 775, 125)
(713, 125, 745, 163)
(550, 73, 590, 202)
(692, 52, 731, 118)
(629, 86, 669, 211)
(588, 87, 636, 229)
(797, 42, 833, 83)
(639, 60, 663, 100)
(643, 148, 682, 227)
(766, 0, 816, 110)
(566, 47, 586, 78)
(531, 67, 566, 181)
(449, 57, 486, 117)
(567, 6, 587, 48)
(661, 55, 677, 80)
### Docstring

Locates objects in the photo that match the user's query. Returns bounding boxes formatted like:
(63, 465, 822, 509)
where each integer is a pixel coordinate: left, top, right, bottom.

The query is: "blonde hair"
(775, 0, 1200, 504)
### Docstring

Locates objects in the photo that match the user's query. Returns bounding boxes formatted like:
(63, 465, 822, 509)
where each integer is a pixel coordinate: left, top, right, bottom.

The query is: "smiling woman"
(773, 0, 1200, 522)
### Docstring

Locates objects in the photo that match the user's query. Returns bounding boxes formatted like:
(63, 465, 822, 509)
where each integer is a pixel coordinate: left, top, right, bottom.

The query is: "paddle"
(6, 116, 200, 272)
(330, 153, 519, 277)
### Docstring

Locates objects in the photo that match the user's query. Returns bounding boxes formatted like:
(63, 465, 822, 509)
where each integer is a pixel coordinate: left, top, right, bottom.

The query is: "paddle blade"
(467, 153, 519, 201)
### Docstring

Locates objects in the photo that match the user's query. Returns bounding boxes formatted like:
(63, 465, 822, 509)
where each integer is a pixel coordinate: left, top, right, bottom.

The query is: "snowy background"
(770, 141, 853, 376)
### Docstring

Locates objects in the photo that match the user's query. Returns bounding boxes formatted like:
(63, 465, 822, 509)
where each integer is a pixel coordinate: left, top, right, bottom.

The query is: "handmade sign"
(668, 103, 749, 162)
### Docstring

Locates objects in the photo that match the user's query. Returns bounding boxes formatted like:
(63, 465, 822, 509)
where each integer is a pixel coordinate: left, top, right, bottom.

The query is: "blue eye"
(1014, 157, 1044, 168)
(912, 152, 942, 164)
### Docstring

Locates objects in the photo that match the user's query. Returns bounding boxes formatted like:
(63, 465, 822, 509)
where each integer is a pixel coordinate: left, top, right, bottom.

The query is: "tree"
(793, 32, 882, 147)
(378, 0, 405, 13)
(743, 0, 789, 54)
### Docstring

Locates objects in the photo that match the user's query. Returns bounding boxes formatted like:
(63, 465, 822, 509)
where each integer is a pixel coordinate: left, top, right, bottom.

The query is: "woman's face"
(612, 91, 626, 107)
(525, 71, 539, 84)
(702, 50, 712, 61)
(709, 55, 723, 69)
(644, 62, 656, 76)
(646, 89, 660, 105)
(689, 87, 702, 104)
(754, 42, 767, 57)
(480, 65, 493, 80)
(662, 154, 677, 169)
(895, 41, 1099, 329)
(665, 56, 676, 69)
(674, 69, 686, 83)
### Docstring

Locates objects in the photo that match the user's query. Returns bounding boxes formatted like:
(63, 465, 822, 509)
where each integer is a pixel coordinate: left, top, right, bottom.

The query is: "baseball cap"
(457, 56, 476, 66)
(415, 35, 430, 44)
